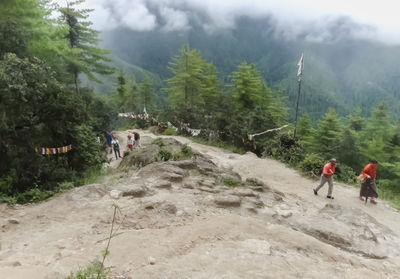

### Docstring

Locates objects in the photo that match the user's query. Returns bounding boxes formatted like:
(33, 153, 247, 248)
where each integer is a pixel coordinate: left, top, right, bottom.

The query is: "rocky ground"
(1, 129, 400, 279)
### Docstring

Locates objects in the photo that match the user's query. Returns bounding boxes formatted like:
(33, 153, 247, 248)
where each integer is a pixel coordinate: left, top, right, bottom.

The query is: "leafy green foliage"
(164, 126, 178, 135)
(311, 108, 342, 158)
(59, 0, 114, 91)
(262, 133, 304, 166)
(221, 176, 242, 188)
(299, 153, 326, 176)
(67, 259, 109, 279)
(335, 164, 357, 184)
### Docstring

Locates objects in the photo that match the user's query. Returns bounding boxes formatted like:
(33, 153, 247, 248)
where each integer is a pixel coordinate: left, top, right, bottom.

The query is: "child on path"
(127, 135, 134, 151)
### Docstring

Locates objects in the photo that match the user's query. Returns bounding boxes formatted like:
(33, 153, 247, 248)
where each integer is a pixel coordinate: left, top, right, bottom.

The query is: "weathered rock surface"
(121, 185, 148, 197)
(214, 195, 241, 207)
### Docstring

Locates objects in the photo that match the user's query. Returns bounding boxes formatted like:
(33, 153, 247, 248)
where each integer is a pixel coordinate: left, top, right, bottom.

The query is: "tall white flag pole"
(293, 53, 304, 138)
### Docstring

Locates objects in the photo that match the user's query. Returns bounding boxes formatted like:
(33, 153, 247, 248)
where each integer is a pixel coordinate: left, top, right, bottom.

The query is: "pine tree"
(59, 0, 113, 93)
(138, 75, 155, 113)
(0, 0, 66, 66)
(312, 108, 342, 158)
(361, 103, 393, 164)
(112, 69, 128, 111)
(231, 61, 268, 112)
(166, 45, 208, 124)
(348, 107, 364, 131)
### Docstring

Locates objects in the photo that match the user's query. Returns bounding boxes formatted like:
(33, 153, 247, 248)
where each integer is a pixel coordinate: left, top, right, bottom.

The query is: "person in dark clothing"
(106, 132, 113, 154)
(133, 131, 141, 148)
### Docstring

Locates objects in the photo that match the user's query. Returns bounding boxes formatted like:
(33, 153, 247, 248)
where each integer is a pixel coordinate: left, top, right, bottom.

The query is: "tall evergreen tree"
(231, 61, 269, 112)
(166, 45, 208, 124)
(312, 108, 342, 158)
(138, 75, 155, 113)
(59, 0, 113, 93)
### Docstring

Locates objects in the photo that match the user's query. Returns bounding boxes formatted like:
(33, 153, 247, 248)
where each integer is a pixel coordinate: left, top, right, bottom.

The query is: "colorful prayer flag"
(297, 53, 304, 79)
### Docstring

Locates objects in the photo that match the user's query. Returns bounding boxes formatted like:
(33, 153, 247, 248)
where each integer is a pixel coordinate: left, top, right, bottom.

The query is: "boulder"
(119, 144, 160, 168)
(109, 190, 122, 199)
(121, 185, 148, 197)
(152, 181, 172, 189)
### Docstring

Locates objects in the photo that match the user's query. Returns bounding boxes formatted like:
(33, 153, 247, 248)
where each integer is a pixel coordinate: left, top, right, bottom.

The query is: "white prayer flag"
(297, 53, 304, 79)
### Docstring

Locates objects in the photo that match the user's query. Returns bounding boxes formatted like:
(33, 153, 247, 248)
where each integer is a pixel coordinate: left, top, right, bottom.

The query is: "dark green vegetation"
(0, 0, 116, 203)
(1, 1, 400, 208)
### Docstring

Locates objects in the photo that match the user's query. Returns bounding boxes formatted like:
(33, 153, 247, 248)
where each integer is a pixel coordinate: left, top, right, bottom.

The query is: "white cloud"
(159, 6, 189, 32)
(53, 0, 400, 44)
(121, 4, 157, 31)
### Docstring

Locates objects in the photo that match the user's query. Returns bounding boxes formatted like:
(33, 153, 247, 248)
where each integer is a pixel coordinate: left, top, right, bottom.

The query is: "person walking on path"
(111, 137, 122, 159)
(359, 160, 379, 204)
(133, 131, 141, 148)
(313, 158, 336, 199)
(106, 132, 113, 154)
(127, 135, 134, 151)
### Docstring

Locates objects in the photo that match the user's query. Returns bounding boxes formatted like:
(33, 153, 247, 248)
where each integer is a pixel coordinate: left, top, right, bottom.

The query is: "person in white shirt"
(111, 137, 122, 159)
(127, 135, 134, 151)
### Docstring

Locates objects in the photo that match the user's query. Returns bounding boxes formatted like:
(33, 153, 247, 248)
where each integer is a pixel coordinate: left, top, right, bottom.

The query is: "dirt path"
(1, 129, 399, 279)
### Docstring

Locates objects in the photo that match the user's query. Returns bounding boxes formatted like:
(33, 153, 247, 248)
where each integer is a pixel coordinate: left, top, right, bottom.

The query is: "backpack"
(113, 141, 119, 150)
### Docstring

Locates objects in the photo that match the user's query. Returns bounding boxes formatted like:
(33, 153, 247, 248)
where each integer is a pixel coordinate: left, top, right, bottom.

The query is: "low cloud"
(54, 0, 400, 44)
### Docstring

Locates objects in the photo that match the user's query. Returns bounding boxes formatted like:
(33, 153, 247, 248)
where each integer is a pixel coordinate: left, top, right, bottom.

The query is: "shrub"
(152, 138, 164, 147)
(299, 153, 325, 177)
(221, 176, 242, 187)
(15, 188, 54, 203)
(262, 133, 305, 166)
(164, 126, 178, 135)
(173, 144, 194, 160)
(67, 259, 109, 279)
(157, 146, 173, 161)
(335, 164, 356, 184)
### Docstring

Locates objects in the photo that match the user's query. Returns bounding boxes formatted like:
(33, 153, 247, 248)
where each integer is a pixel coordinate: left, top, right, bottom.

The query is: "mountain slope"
(1, 129, 399, 278)
(100, 16, 400, 120)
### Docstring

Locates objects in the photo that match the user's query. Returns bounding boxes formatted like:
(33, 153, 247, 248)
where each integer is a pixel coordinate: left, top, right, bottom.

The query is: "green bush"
(173, 144, 194, 160)
(0, 172, 14, 196)
(299, 153, 325, 176)
(164, 126, 178, 135)
(157, 146, 173, 161)
(15, 188, 54, 203)
(262, 133, 305, 166)
(67, 259, 109, 279)
(152, 138, 164, 147)
(221, 176, 242, 187)
(335, 164, 356, 184)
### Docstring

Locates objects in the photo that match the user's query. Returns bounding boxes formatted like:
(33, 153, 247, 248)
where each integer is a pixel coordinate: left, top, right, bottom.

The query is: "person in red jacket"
(359, 160, 378, 204)
(313, 158, 336, 199)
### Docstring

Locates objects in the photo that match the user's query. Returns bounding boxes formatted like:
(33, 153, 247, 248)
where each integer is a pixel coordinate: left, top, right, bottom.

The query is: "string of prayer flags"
(118, 112, 149, 120)
(248, 124, 289, 141)
(35, 144, 72, 155)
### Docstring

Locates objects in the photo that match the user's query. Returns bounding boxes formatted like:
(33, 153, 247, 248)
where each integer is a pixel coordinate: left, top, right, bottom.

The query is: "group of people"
(105, 131, 141, 160)
(313, 158, 379, 204)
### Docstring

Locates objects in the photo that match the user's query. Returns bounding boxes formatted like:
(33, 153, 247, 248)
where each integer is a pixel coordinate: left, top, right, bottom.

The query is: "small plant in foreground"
(67, 204, 123, 279)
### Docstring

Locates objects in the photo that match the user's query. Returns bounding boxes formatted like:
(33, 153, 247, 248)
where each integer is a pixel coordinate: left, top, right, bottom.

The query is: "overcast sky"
(55, 0, 400, 44)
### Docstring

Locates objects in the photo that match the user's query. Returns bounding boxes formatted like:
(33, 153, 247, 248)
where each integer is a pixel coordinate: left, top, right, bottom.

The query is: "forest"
(1, 0, 400, 207)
